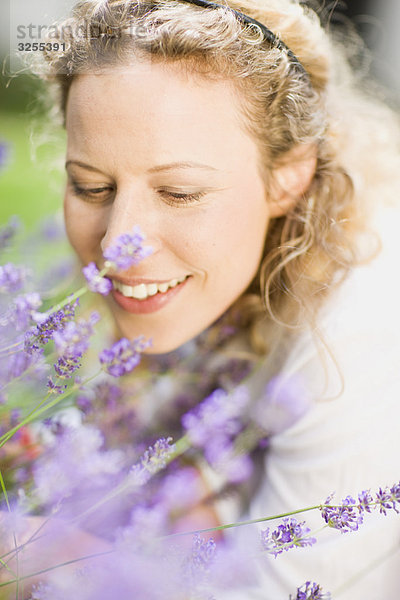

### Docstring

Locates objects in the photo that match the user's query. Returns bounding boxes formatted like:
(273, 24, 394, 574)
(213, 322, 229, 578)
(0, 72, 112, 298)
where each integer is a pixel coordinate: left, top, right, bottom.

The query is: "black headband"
(176, 0, 309, 80)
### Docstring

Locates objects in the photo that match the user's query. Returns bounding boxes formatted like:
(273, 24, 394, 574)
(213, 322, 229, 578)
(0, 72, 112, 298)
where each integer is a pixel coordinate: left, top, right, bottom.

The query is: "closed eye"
(158, 189, 206, 206)
(70, 183, 114, 202)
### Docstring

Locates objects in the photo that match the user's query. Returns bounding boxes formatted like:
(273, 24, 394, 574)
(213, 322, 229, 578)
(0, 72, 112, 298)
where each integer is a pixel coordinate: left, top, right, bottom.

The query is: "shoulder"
(267, 205, 400, 480)
(283, 204, 400, 398)
(243, 208, 400, 599)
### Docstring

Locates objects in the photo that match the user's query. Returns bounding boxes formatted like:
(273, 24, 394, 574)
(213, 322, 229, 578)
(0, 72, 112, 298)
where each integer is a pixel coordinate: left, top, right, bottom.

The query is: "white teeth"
(132, 283, 147, 299)
(113, 276, 189, 299)
(146, 284, 158, 296)
(121, 284, 131, 296)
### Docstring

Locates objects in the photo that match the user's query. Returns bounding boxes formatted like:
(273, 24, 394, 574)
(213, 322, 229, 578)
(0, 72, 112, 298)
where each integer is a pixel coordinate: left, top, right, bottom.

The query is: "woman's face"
(64, 60, 271, 353)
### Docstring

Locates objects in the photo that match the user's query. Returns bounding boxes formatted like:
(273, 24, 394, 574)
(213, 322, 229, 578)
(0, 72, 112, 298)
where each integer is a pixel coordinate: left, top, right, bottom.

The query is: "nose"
(100, 188, 162, 259)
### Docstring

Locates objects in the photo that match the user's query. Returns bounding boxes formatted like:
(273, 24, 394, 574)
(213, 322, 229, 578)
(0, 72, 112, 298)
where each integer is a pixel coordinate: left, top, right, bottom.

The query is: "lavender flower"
(99, 336, 151, 377)
(53, 312, 100, 358)
(319, 482, 400, 535)
(261, 518, 317, 557)
(375, 484, 400, 514)
(182, 386, 249, 447)
(204, 437, 253, 484)
(7, 348, 47, 383)
(75, 393, 93, 414)
(25, 301, 79, 353)
(97, 381, 123, 410)
(0, 140, 9, 169)
(54, 354, 82, 379)
(12, 292, 42, 331)
(82, 262, 113, 295)
(321, 495, 364, 532)
(47, 377, 68, 395)
(190, 534, 217, 571)
(0, 263, 29, 293)
(140, 437, 176, 475)
(103, 226, 153, 271)
(126, 437, 177, 490)
(0, 215, 20, 251)
(33, 425, 124, 505)
(181, 386, 251, 482)
(292, 581, 331, 600)
(156, 468, 202, 513)
(389, 482, 400, 511)
(183, 534, 217, 592)
(119, 504, 168, 549)
(358, 489, 374, 513)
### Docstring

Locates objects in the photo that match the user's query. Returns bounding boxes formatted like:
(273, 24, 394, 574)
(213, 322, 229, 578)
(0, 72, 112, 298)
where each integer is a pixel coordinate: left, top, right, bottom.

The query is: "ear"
(268, 144, 317, 218)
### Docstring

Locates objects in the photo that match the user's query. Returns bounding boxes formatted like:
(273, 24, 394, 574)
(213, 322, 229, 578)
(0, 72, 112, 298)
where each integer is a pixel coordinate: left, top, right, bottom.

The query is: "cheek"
(183, 196, 269, 282)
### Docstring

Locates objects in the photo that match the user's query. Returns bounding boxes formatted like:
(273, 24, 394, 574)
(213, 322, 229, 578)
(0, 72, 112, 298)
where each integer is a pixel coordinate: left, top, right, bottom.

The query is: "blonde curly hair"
(36, 0, 400, 356)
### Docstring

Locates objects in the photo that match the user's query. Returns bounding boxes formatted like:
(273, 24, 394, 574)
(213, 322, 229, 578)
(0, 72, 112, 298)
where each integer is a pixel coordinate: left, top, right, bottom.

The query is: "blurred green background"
(0, 0, 398, 231)
(0, 74, 66, 229)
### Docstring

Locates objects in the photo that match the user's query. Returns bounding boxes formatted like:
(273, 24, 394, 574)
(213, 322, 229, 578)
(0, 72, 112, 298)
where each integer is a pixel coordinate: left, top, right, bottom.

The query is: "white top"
(223, 206, 400, 599)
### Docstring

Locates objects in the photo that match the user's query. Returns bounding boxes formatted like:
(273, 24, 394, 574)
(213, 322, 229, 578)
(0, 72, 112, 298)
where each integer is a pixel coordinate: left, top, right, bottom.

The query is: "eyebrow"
(65, 160, 219, 173)
(148, 161, 219, 173)
(65, 160, 104, 173)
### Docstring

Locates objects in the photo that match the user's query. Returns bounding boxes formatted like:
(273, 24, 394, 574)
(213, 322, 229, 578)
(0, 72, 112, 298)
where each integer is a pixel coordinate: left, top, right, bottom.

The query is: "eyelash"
(158, 190, 205, 206)
(71, 183, 206, 206)
(71, 184, 113, 203)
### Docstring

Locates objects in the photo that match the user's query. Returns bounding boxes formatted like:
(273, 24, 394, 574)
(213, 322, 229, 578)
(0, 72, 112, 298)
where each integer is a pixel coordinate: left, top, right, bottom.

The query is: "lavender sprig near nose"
(44, 226, 153, 316)
(102, 225, 153, 272)
(83, 226, 153, 296)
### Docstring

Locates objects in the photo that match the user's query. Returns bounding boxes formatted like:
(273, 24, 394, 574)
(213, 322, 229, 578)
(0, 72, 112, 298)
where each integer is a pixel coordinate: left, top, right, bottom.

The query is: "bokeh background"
(0, 0, 399, 228)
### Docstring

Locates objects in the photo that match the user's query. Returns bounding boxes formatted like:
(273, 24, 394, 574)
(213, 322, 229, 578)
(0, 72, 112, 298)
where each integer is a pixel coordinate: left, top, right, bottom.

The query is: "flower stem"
(0, 549, 115, 589)
(0, 371, 102, 448)
(71, 434, 192, 524)
(166, 505, 323, 538)
(0, 341, 24, 357)
(47, 267, 109, 316)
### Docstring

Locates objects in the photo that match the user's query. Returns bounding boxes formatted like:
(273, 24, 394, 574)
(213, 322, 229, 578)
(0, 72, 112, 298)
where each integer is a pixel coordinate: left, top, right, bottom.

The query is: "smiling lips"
(111, 275, 191, 314)
(112, 275, 189, 300)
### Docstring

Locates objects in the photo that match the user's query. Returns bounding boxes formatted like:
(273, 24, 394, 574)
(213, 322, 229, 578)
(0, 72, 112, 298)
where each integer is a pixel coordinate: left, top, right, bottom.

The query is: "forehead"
(65, 60, 261, 174)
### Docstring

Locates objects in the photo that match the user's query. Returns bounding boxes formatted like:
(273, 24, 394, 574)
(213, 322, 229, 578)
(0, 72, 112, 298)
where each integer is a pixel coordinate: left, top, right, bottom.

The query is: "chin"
(112, 317, 200, 356)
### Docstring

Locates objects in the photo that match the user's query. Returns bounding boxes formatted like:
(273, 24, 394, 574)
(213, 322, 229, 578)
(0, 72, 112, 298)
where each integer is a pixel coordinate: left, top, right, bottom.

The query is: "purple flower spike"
(12, 292, 42, 331)
(141, 437, 176, 475)
(53, 312, 100, 358)
(389, 482, 400, 511)
(182, 386, 249, 447)
(103, 226, 153, 271)
(47, 377, 67, 395)
(188, 534, 217, 572)
(54, 354, 82, 379)
(183, 534, 217, 590)
(321, 495, 363, 532)
(99, 336, 152, 377)
(358, 489, 374, 513)
(25, 301, 78, 354)
(261, 518, 316, 557)
(293, 581, 331, 600)
(375, 487, 394, 515)
(82, 262, 113, 295)
(0, 263, 29, 294)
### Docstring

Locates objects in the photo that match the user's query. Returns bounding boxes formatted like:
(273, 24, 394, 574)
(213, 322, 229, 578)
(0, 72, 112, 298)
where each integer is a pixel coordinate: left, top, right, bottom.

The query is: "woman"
(7, 0, 400, 597)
